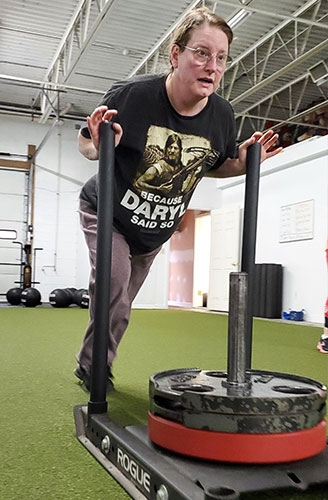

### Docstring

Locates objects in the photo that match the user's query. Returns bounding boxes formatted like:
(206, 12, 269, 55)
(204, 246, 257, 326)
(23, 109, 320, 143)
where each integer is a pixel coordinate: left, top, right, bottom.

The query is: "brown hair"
(171, 6, 233, 49)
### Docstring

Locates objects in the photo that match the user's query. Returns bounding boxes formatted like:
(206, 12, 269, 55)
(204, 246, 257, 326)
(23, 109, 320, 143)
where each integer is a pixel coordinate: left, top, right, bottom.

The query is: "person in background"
(74, 6, 283, 393)
(317, 239, 328, 353)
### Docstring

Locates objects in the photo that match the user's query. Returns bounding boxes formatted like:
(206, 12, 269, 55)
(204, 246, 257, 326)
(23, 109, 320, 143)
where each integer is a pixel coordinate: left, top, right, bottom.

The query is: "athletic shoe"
(317, 335, 328, 354)
(74, 364, 115, 392)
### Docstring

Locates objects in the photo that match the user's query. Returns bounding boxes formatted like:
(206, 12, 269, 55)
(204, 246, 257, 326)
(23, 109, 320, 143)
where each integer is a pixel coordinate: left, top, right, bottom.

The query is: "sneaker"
(317, 335, 328, 354)
(74, 365, 115, 393)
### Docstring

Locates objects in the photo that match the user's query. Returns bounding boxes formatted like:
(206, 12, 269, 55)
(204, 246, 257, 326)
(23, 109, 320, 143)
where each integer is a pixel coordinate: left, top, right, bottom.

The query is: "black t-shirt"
(80, 74, 236, 254)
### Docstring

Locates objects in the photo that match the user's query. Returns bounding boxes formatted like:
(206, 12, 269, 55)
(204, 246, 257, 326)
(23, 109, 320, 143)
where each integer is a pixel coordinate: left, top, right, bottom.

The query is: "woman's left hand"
(238, 129, 283, 165)
(207, 129, 283, 179)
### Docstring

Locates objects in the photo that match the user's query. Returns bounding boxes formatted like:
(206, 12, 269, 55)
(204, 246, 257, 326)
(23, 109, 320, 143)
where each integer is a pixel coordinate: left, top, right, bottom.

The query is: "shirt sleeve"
(80, 122, 91, 139)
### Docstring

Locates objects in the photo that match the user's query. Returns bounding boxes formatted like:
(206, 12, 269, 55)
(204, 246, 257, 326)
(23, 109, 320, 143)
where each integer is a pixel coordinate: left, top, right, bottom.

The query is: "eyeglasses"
(179, 45, 232, 68)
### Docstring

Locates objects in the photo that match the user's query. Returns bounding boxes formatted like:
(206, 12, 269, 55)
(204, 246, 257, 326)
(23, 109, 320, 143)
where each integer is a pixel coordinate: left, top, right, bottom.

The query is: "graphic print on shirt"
(120, 125, 220, 231)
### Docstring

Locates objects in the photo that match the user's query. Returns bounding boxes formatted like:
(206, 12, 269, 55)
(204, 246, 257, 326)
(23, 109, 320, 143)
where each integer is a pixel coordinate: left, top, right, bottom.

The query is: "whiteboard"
(279, 199, 314, 243)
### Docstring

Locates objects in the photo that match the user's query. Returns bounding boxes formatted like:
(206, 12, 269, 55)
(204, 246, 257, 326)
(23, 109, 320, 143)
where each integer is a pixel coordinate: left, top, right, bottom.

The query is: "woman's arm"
(206, 129, 282, 178)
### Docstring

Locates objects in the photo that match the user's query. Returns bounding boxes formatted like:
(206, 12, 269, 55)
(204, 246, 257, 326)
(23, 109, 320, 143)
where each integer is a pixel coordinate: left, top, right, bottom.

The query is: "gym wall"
(217, 136, 328, 324)
(0, 115, 95, 301)
(0, 116, 327, 322)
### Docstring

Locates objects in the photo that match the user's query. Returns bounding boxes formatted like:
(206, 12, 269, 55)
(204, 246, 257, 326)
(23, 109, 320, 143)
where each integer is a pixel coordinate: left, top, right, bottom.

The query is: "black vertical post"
(88, 121, 115, 415)
(241, 142, 261, 369)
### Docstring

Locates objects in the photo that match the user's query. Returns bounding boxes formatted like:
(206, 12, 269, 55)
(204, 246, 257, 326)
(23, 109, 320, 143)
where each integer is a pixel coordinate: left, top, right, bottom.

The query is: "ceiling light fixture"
(308, 60, 328, 86)
(227, 9, 252, 29)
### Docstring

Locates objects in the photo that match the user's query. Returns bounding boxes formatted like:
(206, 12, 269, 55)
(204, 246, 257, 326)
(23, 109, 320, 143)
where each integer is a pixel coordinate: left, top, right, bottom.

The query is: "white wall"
(0, 115, 168, 307)
(217, 136, 328, 323)
(0, 116, 94, 299)
(1, 116, 327, 322)
(189, 176, 222, 210)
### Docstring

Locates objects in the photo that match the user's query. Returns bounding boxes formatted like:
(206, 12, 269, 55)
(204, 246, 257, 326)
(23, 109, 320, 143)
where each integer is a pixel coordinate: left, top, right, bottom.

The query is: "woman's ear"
(170, 44, 180, 69)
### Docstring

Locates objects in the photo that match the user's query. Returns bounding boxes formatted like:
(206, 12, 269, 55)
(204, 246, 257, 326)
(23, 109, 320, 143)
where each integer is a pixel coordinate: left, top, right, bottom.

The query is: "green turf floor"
(0, 306, 327, 500)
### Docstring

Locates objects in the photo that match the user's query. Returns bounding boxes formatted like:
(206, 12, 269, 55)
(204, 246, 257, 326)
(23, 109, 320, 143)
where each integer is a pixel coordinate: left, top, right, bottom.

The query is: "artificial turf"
(0, 306, 327, 500)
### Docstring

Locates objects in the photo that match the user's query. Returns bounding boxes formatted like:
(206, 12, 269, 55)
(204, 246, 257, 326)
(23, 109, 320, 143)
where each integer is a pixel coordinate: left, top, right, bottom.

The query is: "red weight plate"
(148, 413, 327, 464)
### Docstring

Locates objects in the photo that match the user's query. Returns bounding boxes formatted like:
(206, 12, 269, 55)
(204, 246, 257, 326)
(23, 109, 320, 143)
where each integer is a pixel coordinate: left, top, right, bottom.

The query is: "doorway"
(168, 207, 241, 311)
(193, 212, 211, 308)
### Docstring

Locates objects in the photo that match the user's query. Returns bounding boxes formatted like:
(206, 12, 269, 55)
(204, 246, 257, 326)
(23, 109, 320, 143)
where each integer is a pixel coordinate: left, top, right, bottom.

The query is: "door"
(207, 205, 241, 312)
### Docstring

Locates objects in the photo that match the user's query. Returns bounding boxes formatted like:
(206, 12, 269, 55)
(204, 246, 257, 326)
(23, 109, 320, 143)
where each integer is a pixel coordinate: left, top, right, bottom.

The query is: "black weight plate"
(150, 396, 326, 433)
(149, 368, 327, 417)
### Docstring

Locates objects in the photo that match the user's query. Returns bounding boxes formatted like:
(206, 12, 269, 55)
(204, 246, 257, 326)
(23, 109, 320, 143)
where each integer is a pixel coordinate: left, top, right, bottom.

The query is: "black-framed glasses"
(179, 45, 232, 68)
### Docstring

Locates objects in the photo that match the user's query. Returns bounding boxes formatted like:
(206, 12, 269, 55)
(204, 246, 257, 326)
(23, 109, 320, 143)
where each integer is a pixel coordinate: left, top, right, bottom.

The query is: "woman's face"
(171, 24, 230, 100)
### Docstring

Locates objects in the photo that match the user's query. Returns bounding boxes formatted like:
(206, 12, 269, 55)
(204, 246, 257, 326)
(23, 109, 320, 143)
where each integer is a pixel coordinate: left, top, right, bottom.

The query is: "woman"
(75, 6, 282, 392)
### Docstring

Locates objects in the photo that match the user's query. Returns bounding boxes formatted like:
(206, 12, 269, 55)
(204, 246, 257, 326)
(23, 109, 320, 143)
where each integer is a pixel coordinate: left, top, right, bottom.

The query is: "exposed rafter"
(1, 0, 327, 143)
(136, 0, 328, 140)
(218, 0, 328, 139)
(37, 0, 116, 123)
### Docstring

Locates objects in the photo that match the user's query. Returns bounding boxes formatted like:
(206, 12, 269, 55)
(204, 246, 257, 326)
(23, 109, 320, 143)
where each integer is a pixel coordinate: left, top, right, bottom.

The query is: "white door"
(207, 205, 241, 312)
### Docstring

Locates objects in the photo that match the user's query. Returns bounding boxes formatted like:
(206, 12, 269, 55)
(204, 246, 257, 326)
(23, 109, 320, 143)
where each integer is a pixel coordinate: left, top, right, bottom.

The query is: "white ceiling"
(0, 0, 327, 142)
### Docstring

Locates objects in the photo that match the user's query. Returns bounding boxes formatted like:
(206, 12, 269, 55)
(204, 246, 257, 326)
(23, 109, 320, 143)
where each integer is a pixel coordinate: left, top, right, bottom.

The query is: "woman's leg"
(77, 200, 161, 372)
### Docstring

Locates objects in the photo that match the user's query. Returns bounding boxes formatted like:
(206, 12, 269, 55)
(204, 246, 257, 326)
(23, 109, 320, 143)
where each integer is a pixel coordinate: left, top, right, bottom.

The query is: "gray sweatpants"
(77, 200, 161, 373)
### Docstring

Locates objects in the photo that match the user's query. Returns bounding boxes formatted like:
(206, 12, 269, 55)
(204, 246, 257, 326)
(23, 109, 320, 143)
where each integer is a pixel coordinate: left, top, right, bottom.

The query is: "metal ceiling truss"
(7, 0, 327, 141)
(0, 73, 104, 121)
(234, 74, 328, 140)
(134, 0, 328, 139)
(38, 0, 116, 123)
(128, 0, 204, 76)
(37, 0, 206, 122)
(220, 0, 328, 139)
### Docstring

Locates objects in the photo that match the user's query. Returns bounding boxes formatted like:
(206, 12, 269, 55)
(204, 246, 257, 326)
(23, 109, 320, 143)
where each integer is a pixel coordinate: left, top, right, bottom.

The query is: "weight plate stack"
(148, 368, 327, 463)
(149, 368, 326, 433)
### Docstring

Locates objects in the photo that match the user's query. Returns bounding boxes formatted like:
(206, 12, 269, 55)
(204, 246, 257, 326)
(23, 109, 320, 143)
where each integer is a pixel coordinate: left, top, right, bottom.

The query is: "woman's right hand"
(86, 106, 123, 151)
